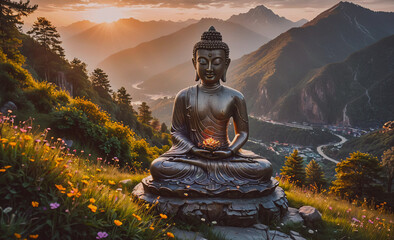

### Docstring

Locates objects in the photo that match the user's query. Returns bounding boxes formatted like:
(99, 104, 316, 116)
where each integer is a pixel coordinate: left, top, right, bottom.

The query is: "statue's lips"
(206, 74, 215, 78)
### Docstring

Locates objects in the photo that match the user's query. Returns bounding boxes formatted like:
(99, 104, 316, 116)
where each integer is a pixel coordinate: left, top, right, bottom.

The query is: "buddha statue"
(146, 26, 276, 198)
(133, 27, 287, 226)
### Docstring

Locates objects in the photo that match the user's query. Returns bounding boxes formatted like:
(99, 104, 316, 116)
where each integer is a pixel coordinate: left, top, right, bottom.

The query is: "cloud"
(30, 0, 394, 10)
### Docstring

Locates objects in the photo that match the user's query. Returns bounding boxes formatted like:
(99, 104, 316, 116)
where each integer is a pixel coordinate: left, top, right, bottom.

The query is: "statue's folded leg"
(223, 157, 273, 182)
(150, 156, 205, 180)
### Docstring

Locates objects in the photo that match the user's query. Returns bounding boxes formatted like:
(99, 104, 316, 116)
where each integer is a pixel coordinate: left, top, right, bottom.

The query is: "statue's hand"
(212, 150, 232, 159)
(191, 147, 212, 159)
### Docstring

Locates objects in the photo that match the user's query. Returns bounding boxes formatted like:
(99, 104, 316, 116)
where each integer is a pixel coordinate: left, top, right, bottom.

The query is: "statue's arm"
(170, 90, 195, 152)
(229, 94, 249, 154)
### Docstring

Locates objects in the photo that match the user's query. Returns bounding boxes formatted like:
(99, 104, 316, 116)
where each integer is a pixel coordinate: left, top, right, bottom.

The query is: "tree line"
(280, 146, 393, 204)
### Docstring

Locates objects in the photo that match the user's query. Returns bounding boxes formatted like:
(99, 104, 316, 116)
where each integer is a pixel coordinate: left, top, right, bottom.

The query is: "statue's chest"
(196, 92, 232, 120)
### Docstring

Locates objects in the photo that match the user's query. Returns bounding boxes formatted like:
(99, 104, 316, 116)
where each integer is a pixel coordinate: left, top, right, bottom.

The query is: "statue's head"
(192, 26, 231, 83)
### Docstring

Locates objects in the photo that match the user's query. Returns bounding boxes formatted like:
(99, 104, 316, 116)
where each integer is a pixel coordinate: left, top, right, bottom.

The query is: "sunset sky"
(25, 0, 394, 27)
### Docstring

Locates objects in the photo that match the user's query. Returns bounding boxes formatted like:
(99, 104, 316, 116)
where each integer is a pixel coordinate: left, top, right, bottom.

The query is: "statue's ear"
(221, 59, 231, 82)
(192, 58, 200, 81)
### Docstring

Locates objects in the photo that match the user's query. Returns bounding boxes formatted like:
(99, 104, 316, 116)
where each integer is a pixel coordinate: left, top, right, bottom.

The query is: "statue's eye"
(198, 58, 207, 65)
(213, 58, 222, 65)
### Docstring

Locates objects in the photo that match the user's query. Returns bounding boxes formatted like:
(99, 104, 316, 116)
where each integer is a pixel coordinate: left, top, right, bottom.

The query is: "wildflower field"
(279, 178, 393, 240)
(0, 113, 175, 239)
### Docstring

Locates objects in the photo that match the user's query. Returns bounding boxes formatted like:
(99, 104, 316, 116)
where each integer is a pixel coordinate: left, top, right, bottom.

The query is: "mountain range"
(61, 18, 195, 67)
(227, 2, 394, 126)
(227, 5, 307, 39)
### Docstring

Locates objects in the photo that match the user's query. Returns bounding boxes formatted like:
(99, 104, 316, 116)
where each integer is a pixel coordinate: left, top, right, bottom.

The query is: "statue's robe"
(148, 85, 277, 198)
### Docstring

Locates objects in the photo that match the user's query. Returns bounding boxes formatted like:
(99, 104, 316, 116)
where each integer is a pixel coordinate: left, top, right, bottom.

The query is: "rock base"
(132, 181, 288, 227)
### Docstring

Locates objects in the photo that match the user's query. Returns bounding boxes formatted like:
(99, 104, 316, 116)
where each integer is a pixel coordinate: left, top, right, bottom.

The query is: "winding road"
(316, 133, 347, 164)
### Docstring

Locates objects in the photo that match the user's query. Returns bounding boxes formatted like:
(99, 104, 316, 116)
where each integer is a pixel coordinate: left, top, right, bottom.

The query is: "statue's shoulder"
(222, 85, 245, 101)
(175, 85, 197, 101)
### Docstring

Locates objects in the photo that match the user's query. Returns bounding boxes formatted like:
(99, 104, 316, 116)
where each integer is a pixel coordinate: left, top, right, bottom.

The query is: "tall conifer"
(280, 149, 305, 186)
(305, 159, 326, 191)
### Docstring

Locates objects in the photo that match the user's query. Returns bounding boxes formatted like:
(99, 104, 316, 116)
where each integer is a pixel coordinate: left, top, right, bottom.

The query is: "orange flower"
(132, 213, 142, 221)
(14, 233, 21, 238)
(29, 234, 39, 239)
(29, 159, 35, 162)
(9, 142, 17, 147)
(160, 213, 167, 219)
(0, 169, 6, 172)
(31, 201, 39, 207)
(89, 198, 96, 203)
(149, 225, 155, 230)
(108, 180, 115, 185)
(88, 204, 97, 213)
(4, 166, 12, 169)
(114, 220, 122, 226)
(55, 184, 66, 191)
(81, 180, 89, 185)
(166, 232, 175, 238)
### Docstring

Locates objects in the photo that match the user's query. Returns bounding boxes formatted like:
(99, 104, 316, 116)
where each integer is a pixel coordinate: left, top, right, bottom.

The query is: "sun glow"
(87, 6, 128, 23)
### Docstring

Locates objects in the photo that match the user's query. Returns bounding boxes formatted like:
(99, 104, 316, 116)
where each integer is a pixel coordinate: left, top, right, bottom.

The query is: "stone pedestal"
(132, 176, 288, 227)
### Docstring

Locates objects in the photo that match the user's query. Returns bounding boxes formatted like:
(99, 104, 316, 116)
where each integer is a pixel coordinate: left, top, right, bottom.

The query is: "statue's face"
(195, 49, 227, 84)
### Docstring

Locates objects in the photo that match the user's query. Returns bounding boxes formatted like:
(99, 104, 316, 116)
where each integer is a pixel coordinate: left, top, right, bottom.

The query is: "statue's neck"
(200, 81, 221, 92)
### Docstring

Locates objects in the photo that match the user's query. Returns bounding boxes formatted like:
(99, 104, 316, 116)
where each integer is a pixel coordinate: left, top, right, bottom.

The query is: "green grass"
(278, 178, 393, 240)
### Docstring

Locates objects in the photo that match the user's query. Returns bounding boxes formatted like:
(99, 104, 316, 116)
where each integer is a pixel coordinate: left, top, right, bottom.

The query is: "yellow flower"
(97, 180, 102, 183)
(0, 169, 6, 172)
(29, 234, 39, 239)
(89, 198, 95, 203)
(108, 180, 115, 185)
(23, 135, 32, 141)
(82, 175, 90, 179)
(0, 138, 8, 143)
(31, 201, 39, 207)
(114, 220, 122, 226)
(81, 180, 89, 185)
(160, 213, 167, 219)
(4, 166, 12, 169)
(88, 204, 97, 213)
(96, 168, 101, 172)
(9, 142, 17, 147)
(14, 233, 21, 238)
(166, 232, 175, 238)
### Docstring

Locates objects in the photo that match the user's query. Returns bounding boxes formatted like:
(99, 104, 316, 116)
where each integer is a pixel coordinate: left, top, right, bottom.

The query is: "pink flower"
(96, 232, 108, 239)
(50, 202, 60, 209)
(328, 206, 332, 210)
(368, 219, 374, 224)
(362, 215, 366, 219)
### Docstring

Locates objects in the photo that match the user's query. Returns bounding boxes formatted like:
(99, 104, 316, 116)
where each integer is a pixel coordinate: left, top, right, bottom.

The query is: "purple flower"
(352, 217, 360, 223)
(50, 202, 60, 209)
(96, 232, 108, 239)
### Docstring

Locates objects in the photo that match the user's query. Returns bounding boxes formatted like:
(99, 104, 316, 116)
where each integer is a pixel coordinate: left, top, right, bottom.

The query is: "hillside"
(278, 34, 394, 127)
(327, 128, 394, 161)
(98, 18, 269, 90)
(227, 5, 307, 39)
(62, 18, 193, 67)
(226, 2, 394, 126)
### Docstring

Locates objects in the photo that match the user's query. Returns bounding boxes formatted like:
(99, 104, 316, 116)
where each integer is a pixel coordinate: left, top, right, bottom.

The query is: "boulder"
(173, 228, 207, 240)
(290, 230, 307, 240)
(213, 226, 268, 240)
(281, 207, 304, 225)
(268, 230, 292, 240)
(299, 206, 322, 227)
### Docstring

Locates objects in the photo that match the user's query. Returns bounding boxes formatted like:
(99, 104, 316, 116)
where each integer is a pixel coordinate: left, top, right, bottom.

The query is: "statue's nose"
(207, 61, 213, 72)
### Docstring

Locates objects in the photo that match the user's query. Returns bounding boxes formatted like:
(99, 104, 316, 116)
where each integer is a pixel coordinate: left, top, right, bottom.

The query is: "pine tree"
(27, 17, 64, 57)
(151, 118, 160, 131)
(138, 102, 152, 124)
(305, 159, 326, 191)
(280, 149, 305, 186)
(161, 122, 169, 133)
(91, 68, 112, 96)
(382, 147, 394, 193)
(330, 151, 383, 201)
(116, 87, 132, 106)
(0, 0, 37, 62)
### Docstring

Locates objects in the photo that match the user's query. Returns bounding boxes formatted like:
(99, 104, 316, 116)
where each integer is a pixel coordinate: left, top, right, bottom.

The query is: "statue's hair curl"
(193, 26, 230, 62)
